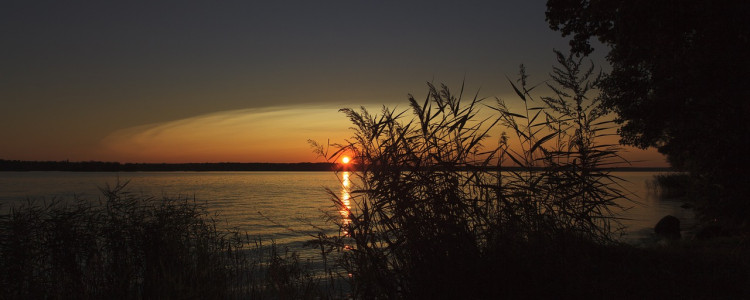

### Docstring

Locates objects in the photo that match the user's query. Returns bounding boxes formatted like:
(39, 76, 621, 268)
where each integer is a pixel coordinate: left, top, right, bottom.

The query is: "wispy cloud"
(101, 106, 350, 163)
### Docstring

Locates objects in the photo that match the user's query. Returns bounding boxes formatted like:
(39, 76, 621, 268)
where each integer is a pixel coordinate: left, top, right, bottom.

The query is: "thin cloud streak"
(101, 106, 351, 163)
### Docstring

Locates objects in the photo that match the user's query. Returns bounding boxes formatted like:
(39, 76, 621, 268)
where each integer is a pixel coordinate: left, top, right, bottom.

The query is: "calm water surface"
(0, 171, 694, 249)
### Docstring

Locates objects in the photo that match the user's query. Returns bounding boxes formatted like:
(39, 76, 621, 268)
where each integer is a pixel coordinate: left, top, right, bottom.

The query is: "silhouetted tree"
(546, 0, 750, 228)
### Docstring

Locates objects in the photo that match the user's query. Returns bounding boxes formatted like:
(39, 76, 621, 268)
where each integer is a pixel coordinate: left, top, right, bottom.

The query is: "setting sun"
(341, 156, 351, 164)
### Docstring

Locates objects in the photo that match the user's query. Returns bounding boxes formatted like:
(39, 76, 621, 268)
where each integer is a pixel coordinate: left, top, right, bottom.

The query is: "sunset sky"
(1, 1, 667, 166)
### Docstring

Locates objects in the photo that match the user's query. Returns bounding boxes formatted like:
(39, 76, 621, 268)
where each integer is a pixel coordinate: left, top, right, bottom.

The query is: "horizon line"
(0, 158, 674, 172)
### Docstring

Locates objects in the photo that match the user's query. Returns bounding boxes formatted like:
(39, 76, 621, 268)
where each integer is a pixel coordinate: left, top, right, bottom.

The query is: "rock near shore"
(655, 215, 681, 239)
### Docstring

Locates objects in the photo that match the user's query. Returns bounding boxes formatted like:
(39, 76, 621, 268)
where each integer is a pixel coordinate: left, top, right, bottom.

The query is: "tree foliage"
(546, 0, 750, 227)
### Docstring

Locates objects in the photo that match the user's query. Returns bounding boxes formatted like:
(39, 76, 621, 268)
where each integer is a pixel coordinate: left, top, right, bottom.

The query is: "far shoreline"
(1, 159, 673, 173)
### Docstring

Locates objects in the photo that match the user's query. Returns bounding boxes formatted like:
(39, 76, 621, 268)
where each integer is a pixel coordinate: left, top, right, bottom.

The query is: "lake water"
(0, 171, 695, 251)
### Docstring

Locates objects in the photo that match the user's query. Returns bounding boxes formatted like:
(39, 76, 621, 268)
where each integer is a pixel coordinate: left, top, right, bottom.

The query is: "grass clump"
(0, 181, 331, 299)
(648, 173, 692, 199)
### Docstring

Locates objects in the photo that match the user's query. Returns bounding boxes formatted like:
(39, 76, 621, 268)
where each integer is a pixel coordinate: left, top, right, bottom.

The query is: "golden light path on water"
(340, 171, 352, 237)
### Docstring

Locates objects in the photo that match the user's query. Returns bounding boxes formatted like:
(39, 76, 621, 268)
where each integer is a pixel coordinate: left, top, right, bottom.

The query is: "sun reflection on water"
(340, 172, 352, 236)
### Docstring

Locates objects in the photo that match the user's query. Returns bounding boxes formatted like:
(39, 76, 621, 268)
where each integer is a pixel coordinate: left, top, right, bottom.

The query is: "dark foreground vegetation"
(3, 182, 747, 299)
(2, 191, 748, 299)
(0, 181, 343, 299)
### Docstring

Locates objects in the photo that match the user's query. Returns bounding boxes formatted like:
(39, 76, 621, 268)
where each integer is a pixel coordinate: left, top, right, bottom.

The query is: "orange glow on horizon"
(99, 106, 352, 164)
(37, 105, 668, 167)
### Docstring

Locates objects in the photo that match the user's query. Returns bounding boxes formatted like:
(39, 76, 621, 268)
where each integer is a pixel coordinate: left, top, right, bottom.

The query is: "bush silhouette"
(312, 50, 629, 298)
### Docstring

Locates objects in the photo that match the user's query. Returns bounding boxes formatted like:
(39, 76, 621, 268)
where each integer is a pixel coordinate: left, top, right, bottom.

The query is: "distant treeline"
(0, 159, 337, 172)
(0, 159, 671, 172)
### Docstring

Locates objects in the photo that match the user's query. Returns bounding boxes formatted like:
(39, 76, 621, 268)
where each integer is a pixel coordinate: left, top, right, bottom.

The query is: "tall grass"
(647, 173, 691, 199)
(311, 51, 629, 298)
(0, 181, 331, 299)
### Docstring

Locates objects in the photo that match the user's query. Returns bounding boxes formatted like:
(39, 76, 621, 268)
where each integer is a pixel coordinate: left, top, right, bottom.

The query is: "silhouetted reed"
(311, 51, 630, 298)
(647, 173, 691, 199)
(0, 181, 330, 299)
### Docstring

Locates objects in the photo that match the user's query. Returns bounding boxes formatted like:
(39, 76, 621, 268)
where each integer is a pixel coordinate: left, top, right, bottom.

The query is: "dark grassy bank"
(499, 236, 750, 299)
(394, 234, 749, 299)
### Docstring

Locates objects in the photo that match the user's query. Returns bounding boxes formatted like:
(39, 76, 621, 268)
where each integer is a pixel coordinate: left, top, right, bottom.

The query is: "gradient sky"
(1, 1, 667, 166)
